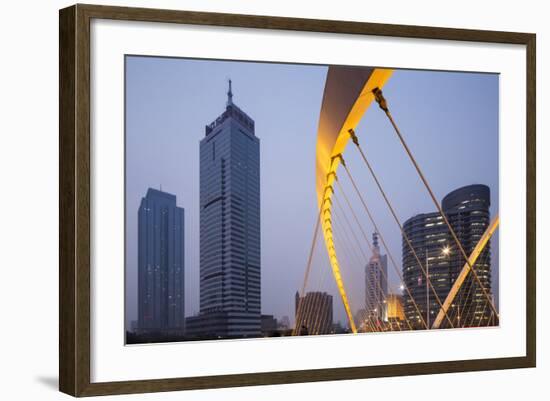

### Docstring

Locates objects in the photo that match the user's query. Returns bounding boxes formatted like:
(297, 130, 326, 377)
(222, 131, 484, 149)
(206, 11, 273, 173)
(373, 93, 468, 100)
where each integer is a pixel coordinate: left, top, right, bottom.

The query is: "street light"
(426, 244, 452, 329)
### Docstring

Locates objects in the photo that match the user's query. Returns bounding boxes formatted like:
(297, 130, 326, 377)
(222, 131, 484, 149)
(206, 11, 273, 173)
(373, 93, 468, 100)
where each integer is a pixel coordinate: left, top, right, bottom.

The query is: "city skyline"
(125, 55, 499, 333)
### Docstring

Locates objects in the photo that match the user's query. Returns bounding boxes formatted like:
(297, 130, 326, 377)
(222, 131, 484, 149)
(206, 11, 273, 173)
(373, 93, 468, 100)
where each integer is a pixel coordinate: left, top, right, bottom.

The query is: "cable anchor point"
(326, 171, 337, 182)
(331, 153, 345, 167)
(348, 129, 359, 146)
(372, 87, 389, 112)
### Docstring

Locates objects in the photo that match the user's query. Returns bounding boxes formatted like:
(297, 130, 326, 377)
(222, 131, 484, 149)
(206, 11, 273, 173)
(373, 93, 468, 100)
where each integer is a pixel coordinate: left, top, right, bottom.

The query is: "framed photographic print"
(59, 4, 536, 397)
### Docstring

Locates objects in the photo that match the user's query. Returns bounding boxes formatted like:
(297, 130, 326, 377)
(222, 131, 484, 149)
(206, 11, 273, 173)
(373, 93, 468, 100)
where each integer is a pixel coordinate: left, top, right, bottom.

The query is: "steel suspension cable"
(303, 206, 335, 336)
(330, 213, 379, 333)
(460, 278, 479, 328)
(487, 305, 497, 326)
(334, 214, 381, 332)
(340, 152, 453, 328)
(334, 193, 405, 332)
(293, 209, 322, 336)
(335, 179, 415, 331)
(439, 251, 469, 327)
(462, 267, 484, 327)
(334, 197, 397, 332)
(332, 204, 387, 332)
(477, 250, 497, 327)
(325, 223, 364, 334)
(335, 164, 428, 330)
(306, 252, 329, 335)
(444, 244, 488, 328)
(307, 235, 333, 335)
(463, 247, 492, 327)
(370, 88, 498, 319)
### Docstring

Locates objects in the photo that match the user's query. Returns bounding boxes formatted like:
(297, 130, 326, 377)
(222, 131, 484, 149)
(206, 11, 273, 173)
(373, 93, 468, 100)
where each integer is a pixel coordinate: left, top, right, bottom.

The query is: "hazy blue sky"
(125, 56, 499, 328)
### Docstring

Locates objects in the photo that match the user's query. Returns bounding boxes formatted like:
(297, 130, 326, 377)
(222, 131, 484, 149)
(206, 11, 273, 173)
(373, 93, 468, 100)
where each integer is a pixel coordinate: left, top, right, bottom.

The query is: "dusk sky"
(125, 56, 499, 329)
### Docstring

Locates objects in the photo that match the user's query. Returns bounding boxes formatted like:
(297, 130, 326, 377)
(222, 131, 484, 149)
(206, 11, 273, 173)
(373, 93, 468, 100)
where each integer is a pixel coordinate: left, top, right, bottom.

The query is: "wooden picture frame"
(59, 3, 536, 397)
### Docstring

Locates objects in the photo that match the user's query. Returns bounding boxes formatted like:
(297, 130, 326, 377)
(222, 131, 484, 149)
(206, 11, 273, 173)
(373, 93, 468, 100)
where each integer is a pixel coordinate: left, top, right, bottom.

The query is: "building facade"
(137, 188, 185, 333)
(365, 232, 388, 323)
(295, 291, 333, 335)
(402, 184, 494, 329)
(187, 81, 261, 339)
(384, 293, 406, 330)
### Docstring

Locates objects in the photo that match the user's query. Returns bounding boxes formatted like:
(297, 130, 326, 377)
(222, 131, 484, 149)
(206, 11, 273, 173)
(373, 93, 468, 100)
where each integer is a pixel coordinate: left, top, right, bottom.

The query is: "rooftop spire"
(227, 78, 233, 106)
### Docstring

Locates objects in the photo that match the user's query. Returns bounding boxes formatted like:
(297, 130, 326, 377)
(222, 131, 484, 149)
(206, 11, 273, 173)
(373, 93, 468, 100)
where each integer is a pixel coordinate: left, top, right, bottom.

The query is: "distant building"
(354, 308, 371, 333)
(365, 232, 388, 323)
(295, 291, 333, 335)
(402, 184, 494, 329)
(261, 315, 278, 336)
(331, 321, 348, 335)
(384, 294, 406, 330)
(137, 188, 185, 333)
(187, 81, 261, 339)
(278, 315, 291, 330)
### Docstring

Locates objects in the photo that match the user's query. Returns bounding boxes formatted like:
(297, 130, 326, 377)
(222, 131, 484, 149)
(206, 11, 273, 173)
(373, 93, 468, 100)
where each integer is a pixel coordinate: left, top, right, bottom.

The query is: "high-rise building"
(365, 232, 388, 323)
(137, 188, 185, 333)
(187, 80, 261, 339)
(402, 184, 494, 329)
(295, 291, 333, 335)
(402, 211, 448, 328)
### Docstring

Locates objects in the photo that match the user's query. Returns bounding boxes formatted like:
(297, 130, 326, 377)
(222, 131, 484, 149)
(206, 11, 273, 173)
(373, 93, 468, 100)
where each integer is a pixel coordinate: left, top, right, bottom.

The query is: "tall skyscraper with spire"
(186, 80, 261, 339)
(365, 232, 388, 324)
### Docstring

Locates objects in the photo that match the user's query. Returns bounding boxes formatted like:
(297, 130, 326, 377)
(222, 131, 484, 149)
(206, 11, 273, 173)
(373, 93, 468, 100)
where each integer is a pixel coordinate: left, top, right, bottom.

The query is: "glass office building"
(137, 188, 185, 333)
(402, 184, 494, 329)
(187, 81, 261, 339)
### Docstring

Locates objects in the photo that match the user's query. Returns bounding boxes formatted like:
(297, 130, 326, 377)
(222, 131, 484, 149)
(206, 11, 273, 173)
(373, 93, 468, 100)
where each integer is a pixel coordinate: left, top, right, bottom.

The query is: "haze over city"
(125, 55, 499, 334)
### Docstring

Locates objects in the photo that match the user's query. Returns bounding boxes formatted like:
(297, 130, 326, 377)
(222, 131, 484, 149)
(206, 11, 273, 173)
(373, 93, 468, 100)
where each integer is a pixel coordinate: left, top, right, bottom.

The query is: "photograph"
(124, 56, 500, 344)
(1, 0, 541, 399)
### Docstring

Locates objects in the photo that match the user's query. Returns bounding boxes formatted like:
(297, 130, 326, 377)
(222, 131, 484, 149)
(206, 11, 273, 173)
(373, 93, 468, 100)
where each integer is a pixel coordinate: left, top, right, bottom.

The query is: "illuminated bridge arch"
(311, 66, 499, 334)
(315, 67, 393, 333)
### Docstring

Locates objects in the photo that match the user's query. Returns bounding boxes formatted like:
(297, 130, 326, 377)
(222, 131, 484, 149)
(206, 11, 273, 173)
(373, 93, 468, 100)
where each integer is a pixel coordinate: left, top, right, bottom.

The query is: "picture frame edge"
(58, 3, 537, 397)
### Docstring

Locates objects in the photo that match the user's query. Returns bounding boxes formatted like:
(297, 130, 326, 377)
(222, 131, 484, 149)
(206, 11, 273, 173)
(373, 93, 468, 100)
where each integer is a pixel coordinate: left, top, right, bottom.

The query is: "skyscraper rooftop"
(205, 79, 255, 136)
